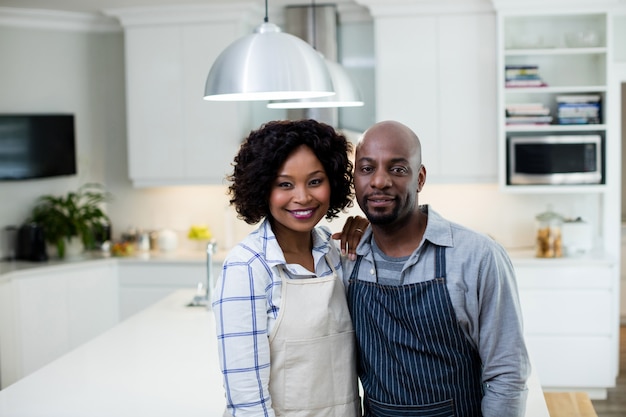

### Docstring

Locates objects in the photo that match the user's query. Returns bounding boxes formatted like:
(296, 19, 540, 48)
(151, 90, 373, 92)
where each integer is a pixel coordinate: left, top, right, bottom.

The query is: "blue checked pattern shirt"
(211, 218, 344, 417)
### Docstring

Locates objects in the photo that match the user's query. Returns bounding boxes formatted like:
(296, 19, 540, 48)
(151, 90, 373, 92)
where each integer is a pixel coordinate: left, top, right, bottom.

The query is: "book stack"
(556, 95, 601, 125)
(505, 103, 553, 125)
(505, 65, 547, 88)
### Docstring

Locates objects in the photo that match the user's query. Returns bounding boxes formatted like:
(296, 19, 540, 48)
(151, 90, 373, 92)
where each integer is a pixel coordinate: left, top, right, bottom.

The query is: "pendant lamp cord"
(311, 0, 317, 49)
(264, 0, 268, 22)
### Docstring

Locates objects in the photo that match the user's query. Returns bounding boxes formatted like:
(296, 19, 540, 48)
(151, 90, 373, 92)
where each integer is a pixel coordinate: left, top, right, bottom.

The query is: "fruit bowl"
(111, 241, 135, 257)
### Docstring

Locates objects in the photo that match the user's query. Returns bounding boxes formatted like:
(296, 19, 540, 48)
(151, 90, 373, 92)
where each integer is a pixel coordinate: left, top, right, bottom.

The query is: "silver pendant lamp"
(267, 57, 364, 108)
(203, 0, 335, 101)
(267, 1, 364, 109)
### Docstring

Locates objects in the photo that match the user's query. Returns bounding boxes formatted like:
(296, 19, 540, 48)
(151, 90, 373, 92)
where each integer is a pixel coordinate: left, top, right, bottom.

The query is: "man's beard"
(363, 204, 399, 225)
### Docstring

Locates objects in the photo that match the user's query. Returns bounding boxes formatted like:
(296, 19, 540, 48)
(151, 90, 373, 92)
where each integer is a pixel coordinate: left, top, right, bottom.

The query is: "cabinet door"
(15, 273, 70, 379)
(124, 22, 249, 187)
(0, 281, 17, 388)
(181, 23, 246, 184)
(375, 13, 497, 182)
(118, 262, 207, 319)
(125, 26, 185, 183)
(438, 14, 497, 182)
(67, 262, 119, 347)
(515, 263, 618, 389)
(526, 335, 613, 388)
(5, 262, 119, 386)
(375, 15, 439, 171)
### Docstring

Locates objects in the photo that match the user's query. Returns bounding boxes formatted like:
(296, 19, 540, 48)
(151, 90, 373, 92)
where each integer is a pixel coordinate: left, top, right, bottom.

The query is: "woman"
(212, 119, 364, 417)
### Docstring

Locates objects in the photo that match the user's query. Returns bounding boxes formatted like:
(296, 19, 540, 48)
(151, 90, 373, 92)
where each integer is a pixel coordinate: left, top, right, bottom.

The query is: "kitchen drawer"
(117, 262, 217, 320)
(120, 287, 182, 319)
(515, 265, 613, 289)
(525, 335, 613, 388)
(519, 288, 612, 335)
(118, 263, 205, 286)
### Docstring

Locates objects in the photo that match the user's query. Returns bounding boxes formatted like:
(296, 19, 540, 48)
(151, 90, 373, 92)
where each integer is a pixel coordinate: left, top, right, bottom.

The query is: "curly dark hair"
(228, 119, 354, 225)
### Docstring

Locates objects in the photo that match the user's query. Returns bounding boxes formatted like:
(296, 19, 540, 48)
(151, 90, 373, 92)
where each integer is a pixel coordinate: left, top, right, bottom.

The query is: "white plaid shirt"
(212, 218, 344, 417)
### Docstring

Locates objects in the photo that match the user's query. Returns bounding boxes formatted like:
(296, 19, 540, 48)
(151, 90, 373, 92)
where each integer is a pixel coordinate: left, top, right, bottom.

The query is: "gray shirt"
(343, 205, 530, 417)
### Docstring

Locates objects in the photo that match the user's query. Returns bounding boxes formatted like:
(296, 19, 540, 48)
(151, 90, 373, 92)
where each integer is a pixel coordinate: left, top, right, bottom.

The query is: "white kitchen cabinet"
(118, 259, 220, 320)
(514, 261, 619, 398)
(113, 7, 253, 187)
(371, 10, 497, 183)
(124, 25, 185, 183)
(0, 260, 119, 389)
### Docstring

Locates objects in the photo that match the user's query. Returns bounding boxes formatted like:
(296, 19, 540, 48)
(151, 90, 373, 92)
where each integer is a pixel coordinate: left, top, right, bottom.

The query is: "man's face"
(353, 129, 424, 226)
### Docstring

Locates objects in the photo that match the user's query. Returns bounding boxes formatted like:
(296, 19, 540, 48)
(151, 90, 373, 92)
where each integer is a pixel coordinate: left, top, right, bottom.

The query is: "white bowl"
(564, 31, 600, 48)
(511, 34, 545, 49)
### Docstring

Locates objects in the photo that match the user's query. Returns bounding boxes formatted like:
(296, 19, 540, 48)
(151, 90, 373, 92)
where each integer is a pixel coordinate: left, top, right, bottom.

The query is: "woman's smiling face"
(269, 144, 331, 235)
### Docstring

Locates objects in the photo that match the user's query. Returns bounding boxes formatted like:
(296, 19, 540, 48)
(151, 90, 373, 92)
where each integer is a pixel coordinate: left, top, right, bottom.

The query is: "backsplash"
(0, 179, 601, 261)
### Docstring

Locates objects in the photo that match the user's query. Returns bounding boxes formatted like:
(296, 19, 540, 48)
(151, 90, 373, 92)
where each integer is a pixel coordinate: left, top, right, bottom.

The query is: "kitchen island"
(0, 289, 224, 416)
(0, 249, 225, 389)
(0, 288, 550, 416)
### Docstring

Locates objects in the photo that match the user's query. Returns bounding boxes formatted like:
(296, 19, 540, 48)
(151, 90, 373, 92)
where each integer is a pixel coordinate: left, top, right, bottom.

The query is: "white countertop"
(0, 288, 550, 417)
(1, 245, 613, 282)
(0, 249, 228, 283)
(507, 247, 615, 266)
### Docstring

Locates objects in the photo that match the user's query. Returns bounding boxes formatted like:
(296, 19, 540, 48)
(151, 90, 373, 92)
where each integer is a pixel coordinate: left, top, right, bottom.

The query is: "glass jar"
(535, 206, 563, 258)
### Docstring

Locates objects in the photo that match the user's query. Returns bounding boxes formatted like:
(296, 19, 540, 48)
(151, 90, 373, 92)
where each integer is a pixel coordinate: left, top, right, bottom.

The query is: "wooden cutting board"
(543, 392, 598, 417)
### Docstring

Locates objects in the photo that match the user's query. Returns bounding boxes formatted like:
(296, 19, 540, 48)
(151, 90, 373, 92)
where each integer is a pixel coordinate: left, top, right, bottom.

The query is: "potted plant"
(29, 183, 112, 259)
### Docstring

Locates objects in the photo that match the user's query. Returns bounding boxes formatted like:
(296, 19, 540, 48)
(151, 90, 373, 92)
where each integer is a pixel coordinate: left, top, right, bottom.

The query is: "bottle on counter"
(535, 206, 564, 258)
(137, 231, 151, 252)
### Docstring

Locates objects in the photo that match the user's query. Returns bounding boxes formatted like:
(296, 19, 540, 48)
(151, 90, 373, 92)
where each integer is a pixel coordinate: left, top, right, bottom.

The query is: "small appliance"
(3, 225, 18, 260)
(507, 134, 603, 185)
(562, 219, 593, 256)
(16, 223, 48, 262)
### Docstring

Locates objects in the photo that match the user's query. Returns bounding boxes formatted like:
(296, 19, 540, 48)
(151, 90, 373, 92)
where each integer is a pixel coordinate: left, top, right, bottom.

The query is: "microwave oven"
(507, 135, 603, 185)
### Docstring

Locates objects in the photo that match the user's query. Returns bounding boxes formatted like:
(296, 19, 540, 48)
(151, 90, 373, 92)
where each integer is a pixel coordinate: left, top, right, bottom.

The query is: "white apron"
(268, 260, 361, 417)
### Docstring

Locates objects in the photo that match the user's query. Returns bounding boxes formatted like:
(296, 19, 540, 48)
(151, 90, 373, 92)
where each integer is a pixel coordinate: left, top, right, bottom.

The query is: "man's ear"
(417, 164, 426, 192)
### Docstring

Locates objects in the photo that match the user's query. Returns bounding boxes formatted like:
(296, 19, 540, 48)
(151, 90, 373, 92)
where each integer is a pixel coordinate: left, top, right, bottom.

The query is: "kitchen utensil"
(16, 223, 48, 262)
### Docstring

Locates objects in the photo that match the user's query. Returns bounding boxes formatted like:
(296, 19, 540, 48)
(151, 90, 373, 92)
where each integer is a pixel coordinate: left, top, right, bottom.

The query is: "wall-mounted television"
(0, 114, 77, 181)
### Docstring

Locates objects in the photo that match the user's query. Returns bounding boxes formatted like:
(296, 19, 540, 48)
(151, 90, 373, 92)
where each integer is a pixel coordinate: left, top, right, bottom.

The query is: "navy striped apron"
(347, 245, 483, 417)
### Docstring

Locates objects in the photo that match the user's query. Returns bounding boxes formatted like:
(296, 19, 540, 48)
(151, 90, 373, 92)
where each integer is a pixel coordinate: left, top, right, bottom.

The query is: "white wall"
(0, 25, 251, 257)
(0, 25, 120, 257)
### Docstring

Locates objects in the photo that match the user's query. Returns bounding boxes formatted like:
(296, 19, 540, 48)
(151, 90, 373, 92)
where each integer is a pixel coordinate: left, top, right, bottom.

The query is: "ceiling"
(0, 0, 236, 14)
(0, 0, 357, 14)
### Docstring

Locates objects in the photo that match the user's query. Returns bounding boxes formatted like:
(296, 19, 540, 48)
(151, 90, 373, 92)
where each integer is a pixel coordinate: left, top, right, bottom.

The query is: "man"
(345, 120, 530, 417)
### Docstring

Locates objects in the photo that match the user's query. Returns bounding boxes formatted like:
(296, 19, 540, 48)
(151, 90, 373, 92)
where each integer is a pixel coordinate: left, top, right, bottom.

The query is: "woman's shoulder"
(312, 224, 341, 252)
(313, 224, 332, 240)
(224, 221, 284, 266)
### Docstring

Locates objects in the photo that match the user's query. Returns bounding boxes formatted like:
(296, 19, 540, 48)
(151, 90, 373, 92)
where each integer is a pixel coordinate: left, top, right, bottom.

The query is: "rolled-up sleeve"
(476, 241, 530, 417)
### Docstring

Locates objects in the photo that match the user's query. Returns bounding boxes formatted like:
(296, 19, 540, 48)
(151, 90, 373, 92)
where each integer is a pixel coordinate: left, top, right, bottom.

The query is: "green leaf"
(28, 183, 112, 258)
